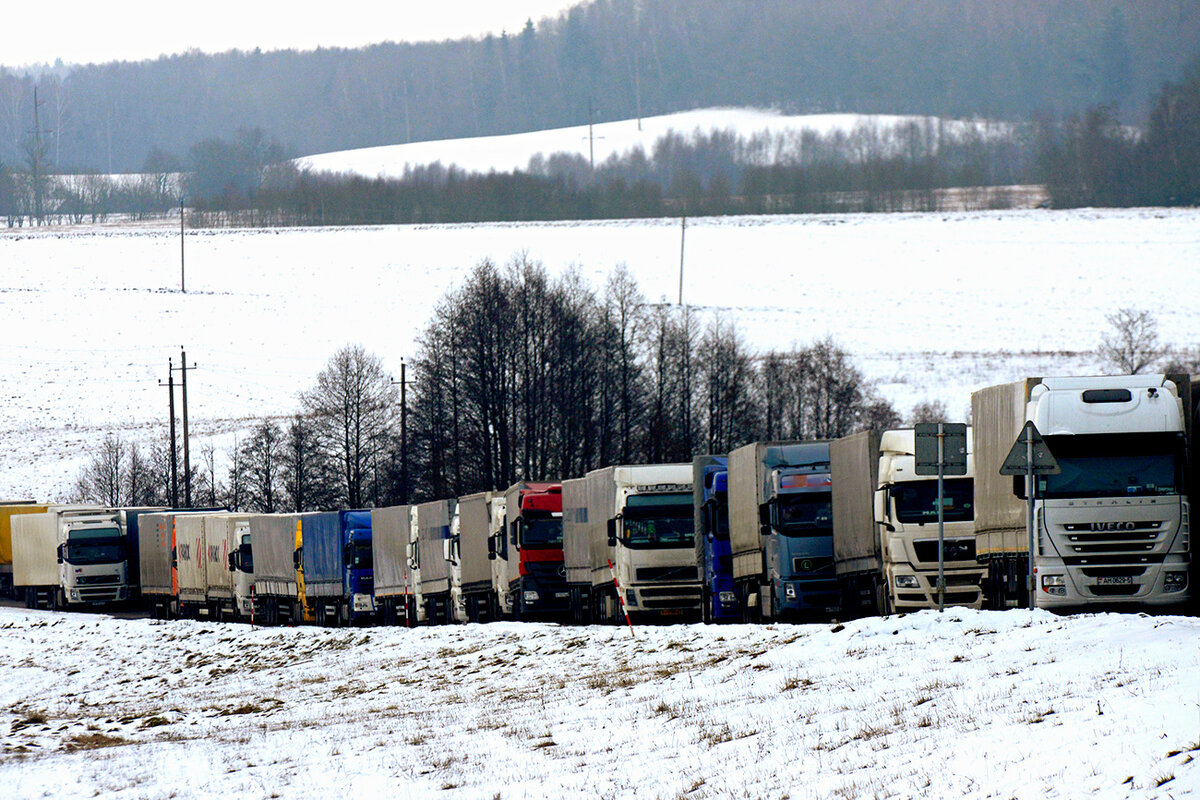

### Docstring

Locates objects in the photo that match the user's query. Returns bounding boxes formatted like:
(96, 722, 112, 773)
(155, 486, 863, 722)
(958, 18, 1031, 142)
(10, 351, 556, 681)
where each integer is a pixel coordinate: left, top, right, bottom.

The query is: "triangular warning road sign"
(999, 420, 1061, 475)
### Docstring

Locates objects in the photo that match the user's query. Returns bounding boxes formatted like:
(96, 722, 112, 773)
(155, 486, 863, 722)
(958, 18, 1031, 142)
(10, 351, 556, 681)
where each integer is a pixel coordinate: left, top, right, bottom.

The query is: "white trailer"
(13, 506, 128, 609)
(370, 505, 419, 626)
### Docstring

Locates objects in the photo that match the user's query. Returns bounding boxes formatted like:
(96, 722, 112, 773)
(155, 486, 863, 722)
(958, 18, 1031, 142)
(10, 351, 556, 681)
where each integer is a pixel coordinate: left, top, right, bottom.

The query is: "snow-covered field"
(2, 207, 1199, 499)
(2, 606, 1197, 799)
(297, 107, 1004, 177)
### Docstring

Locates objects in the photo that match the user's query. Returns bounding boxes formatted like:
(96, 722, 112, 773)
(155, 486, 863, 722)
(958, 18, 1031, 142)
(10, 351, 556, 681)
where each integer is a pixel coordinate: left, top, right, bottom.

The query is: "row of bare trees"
(75, 259, 900, 509)
(407, 257, 900, 501)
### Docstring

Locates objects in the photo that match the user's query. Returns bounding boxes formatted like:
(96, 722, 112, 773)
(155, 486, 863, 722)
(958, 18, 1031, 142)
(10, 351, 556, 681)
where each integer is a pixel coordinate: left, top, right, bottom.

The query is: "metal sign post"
(999, 421, 1060, 610)
(914, 423, 968, 613)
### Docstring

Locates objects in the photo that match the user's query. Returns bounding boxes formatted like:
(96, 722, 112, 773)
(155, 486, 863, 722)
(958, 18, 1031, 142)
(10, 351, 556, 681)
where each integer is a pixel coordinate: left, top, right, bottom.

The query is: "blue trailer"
(693, 456, 738, 623)
(300, 510, 375, 626)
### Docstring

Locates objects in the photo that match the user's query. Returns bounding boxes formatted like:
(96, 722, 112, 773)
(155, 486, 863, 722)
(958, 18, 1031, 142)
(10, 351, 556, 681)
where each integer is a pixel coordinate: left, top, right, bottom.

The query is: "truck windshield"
(777, 494, 832, 535)
(893, 478, 974, 523)
(705, 497, 730, 540)
(1039, 434, 1183, 499)
(624, 510, 700, 546)
(66, 528, 124, 565)
(348, 543, 373, 569)
(522, 515, 563, 549)
(237, 544, 254, 573)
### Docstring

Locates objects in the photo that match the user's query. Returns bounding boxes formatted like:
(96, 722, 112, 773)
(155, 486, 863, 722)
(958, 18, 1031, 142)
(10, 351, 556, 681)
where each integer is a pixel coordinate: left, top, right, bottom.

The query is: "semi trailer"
(693, 455, 738, 623)
(973, 374, 1191, 610)
(494, 482, 567, 620)
(299, 510, 376, 626)
(830, 430, 983, 616)
(416, 498, 457, 623)
(1, 503, 47, 598)
(459, 490, 503, 622)
(13, 506, 129, 609)
(729, 441, 840, 621)
(579, 464, 701, 623)
(371, 504, 420, 626)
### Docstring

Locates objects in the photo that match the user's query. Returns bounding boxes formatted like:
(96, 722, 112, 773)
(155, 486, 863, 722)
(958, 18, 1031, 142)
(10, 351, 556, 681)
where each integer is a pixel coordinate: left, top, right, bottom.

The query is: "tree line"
(3, 0, 1196, 173)
(74, 258, 903, 510)
(6, 52, 1199, 227)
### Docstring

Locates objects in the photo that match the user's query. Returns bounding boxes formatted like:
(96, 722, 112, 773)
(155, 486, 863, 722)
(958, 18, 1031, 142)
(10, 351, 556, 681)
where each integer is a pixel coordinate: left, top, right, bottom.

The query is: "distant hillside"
(1, 0, 1196, 173)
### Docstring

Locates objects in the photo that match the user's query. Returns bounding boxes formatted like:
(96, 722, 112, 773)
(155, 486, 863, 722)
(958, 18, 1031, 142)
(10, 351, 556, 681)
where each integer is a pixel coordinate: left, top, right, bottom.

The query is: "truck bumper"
(624, 582, 702, 619)
(776, 579, 840, 616)
(889, 565, 984, 611)
(1034, 559, 1190, 611)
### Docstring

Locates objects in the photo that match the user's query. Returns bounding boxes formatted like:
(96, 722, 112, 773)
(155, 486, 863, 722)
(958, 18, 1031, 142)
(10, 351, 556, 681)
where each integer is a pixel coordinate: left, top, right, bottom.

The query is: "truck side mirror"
(758, 504, 771, 527)
(1012, 475, 1026, 500)
(606, 518, 617, 547)
(227, 553, 236, 572)
(293, 548, 302, 569)
(487, 536, 496, 560)
(56, 543, 64, 564)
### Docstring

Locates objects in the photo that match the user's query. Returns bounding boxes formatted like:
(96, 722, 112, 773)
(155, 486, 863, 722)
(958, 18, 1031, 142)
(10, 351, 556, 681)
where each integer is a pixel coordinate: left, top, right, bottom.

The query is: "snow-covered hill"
(2, 207, 1199, 500)
(1, 606, 1196, 798)
(296, 108, 1003, 177)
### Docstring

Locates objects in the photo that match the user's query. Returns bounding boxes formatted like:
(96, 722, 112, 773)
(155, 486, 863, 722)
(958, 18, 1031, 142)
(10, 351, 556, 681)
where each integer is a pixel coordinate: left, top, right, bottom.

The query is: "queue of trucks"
(5, 372, 1195, 623)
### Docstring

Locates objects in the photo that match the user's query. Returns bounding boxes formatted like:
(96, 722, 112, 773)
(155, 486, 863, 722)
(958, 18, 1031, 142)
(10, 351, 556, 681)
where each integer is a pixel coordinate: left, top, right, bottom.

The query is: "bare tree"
(1099, 307, 1165, 374)
(241, 420, 285, 512)
(74, 433, 124, 506)
(909, 399, 950, 424)
(225, 435, 246, 512)
(303, 345, 399, 508)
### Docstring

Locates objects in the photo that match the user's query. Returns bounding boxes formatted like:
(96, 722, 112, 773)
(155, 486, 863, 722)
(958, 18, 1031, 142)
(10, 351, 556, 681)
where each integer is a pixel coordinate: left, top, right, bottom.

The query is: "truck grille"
(791, 557, 833, 574)
(636, 566, 698, 582)
(912, 540, 976, 563)
(78, 588, 121, 603)
(638, 586, 702, 599)
(1062, 525, 1164, 556)
(943, 572, 982, 587)
(76, 574, 121, 585)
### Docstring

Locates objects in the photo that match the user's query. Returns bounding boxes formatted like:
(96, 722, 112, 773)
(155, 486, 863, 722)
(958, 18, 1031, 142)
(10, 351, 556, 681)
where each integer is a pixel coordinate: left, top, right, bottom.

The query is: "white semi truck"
(574, 464, 701, 622)
(13, 506, 129, 609)
(973, 375, 1191, 610)
(831, 429, 984, 615)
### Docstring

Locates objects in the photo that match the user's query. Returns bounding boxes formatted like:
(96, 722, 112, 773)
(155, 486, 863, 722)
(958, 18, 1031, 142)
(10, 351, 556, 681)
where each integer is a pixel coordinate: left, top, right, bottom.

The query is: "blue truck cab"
(300, 510, 375, 626)
(762, 443, 841, 618)
(694, 456, 738, 622)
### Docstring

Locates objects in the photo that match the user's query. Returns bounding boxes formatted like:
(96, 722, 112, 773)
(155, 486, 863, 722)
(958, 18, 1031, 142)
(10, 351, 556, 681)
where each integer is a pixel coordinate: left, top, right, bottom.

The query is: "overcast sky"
(2, 1, 584, 68)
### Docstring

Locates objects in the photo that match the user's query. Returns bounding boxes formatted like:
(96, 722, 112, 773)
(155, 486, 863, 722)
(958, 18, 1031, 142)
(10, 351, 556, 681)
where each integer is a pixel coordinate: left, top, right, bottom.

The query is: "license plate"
(555, 592, 569, 598)
(1096, 576, 1133, 586)
(660, 609, 684, 615)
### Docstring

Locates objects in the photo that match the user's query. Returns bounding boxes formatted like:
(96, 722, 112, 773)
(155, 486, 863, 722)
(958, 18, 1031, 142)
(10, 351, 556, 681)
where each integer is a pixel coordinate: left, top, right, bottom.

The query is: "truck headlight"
(895, 575, 919, 589)
(1041, 575, 1067, 596)
(1164, 571, 1188, 593)
(523, 590, 540, 603)
(718, 591, 737, 606)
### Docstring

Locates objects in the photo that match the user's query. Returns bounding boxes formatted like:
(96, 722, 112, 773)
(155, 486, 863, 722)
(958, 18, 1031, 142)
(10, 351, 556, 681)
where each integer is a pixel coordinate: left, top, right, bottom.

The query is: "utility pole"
(583, 97, 605, 171)
(678, 216, 686, 306)
(159, 360, 179, 507)
(392, 361, 410, 503)
(30, 87, 47, 226)
(180, 198, 186, 293)
(173, 349, 197, 507)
